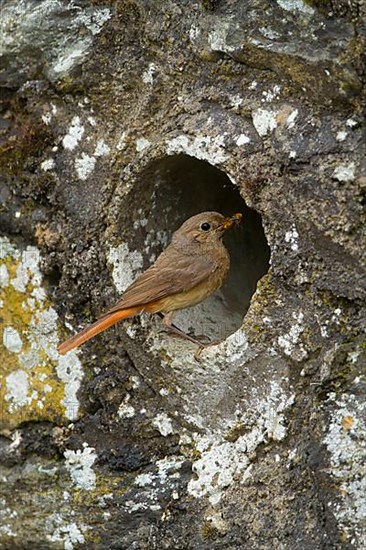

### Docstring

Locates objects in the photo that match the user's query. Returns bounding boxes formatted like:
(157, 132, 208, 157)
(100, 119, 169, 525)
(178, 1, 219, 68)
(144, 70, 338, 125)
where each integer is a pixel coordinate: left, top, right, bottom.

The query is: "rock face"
(0, 0, 365, 548)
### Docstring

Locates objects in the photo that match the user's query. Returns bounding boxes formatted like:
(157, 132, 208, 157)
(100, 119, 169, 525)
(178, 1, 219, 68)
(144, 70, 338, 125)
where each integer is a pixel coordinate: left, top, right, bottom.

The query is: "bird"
(58, 211, 242, 355)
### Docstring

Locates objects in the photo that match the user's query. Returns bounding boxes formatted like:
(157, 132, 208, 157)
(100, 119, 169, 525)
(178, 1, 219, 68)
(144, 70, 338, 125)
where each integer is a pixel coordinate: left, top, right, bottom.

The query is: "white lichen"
(135, 472, 155, 487)
(221, 329, 249, 363)
(11, 246, 41, 292)
(208, 21, 236, 53)
(41, 158, 55, 171)
(259, 27, 280, 40)
(166, 134, 228, 164)
(336, 131, 348, 142)
(276, 0, 314, 14)
(134, 457, 185, 503)
(74, 153, 96, 180)
(264, 381, 295, 440)
(5, 370, 29, 411)
(94, 139, 110, 157)
(42, 112, 52, 125)
(134, 456, 185, 507)
(188, 434, 250, 505)
(0, 238, 19, 260)
(29, 306, 59, 359)
(324, 392, 366, 546)
(125, 325, 137, 339)
(133, 215, 148, 230)
(333, 162, 356, 183)
(286, 109, 298, 129)
(62, 116, 85, 150)
(252, 108, 278, 137)
(56, 353, 84, 420)
(347, 351, 360, 364)
(346, 119, 357, 128)
(0, 501, 18, 538)
(0, 264, 9, 286)
(285, 224, 299, 252)
(135, 138, 151, 152)
(189, 24, 200, 41)
(64, 443, 97, 491)
(142, 63, 157, 84)
(46, 513, 88, 550)
(261, 85, 281, 103)
(118, 394, 136, 419)
(235, 134, 250, 146)
(51, 7, 111, 77)
(153, 413, 174, 436)
(3, 326, 23, 353)
(107, 242, 143, 294)
(277, 311, 307, 361)
(229, 95, 243, 109)
(79, 8, 111, 36)
(9, 430, 22, 450)
(144, 228, 169, 261)
(187, 381, 294, 504)
(116, 131, 127, 151)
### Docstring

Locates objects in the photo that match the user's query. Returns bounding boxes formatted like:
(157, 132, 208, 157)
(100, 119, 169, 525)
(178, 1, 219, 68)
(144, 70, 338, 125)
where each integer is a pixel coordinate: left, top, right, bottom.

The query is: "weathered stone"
(0, 0, 365, 548)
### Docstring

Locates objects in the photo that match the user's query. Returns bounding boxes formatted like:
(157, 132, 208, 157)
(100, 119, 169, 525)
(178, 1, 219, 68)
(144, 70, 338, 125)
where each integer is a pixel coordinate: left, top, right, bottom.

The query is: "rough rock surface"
(0, 0, 365, 548)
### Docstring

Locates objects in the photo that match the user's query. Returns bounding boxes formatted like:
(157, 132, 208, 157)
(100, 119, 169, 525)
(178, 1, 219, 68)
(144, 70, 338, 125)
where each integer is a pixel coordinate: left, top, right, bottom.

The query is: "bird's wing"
(103, 247, 218, 315)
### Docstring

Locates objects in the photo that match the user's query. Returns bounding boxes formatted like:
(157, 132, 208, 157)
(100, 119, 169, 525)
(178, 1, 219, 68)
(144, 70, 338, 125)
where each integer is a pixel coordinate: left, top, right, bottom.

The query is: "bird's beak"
(220, 212, 243, 230)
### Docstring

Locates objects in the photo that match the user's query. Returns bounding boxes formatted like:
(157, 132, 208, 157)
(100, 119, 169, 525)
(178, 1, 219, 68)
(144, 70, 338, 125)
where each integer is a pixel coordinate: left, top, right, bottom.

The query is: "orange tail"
(58, 306, 141, 355)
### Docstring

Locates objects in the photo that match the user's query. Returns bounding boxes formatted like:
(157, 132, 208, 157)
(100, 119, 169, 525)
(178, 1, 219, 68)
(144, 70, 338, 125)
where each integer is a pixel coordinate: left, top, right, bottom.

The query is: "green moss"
(242, 272, 277, 340)
(303, 0, 330, 14)
(183, 447, 202, 461)
(318, 341, 364, 396)
(56, 75, 86, 95)
(0, 457, 133, 546)
(200, 521, 219, 540)
(224, 422, 247, 443)
(201, 0, 218, 11)
(0, 124, 53, 176)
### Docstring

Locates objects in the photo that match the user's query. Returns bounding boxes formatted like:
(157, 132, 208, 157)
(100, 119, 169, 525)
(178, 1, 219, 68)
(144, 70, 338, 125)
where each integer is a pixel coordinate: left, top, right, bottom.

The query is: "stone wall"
(0, 0, 365, 548)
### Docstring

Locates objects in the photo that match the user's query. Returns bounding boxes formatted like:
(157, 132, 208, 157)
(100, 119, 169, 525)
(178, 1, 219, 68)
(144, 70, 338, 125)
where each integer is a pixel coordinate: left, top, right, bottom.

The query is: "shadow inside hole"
(120, 154, 270, 341)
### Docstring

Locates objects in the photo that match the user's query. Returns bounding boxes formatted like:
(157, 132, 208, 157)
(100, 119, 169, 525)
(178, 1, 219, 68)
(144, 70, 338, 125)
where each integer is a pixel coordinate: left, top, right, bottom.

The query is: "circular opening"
(114, 154, 270, 342)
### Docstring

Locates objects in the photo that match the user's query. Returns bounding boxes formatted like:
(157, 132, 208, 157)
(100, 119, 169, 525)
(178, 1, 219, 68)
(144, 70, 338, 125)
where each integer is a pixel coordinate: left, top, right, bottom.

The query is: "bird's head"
(172, 211, 242, 246)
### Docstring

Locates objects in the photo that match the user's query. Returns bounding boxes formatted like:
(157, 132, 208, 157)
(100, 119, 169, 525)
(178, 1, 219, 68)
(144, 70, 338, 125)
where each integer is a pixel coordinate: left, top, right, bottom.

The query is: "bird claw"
(160, 315, 219, 361)
(188, 332, 211, 344)
(194, 345, 205, 361)
(193, 339, 221, 361)
(163, 324, 211, 347)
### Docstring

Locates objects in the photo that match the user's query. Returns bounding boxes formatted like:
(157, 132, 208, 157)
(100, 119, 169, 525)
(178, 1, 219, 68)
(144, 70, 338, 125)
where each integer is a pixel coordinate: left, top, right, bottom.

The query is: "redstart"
(58, 211, 242, 354)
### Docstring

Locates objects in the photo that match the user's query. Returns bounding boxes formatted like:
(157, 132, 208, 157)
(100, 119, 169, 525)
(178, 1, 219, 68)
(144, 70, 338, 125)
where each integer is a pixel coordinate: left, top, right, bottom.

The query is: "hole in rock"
(120, 154, 270, 342)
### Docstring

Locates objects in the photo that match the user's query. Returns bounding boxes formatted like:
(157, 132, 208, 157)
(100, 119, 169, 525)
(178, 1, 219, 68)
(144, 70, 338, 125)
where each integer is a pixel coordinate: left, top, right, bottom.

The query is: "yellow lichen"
(0, 239, 84, 430)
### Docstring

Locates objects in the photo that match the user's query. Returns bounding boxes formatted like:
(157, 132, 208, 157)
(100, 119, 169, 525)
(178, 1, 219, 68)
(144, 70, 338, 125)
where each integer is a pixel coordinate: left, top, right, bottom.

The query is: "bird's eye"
(200, 222, 211, 231)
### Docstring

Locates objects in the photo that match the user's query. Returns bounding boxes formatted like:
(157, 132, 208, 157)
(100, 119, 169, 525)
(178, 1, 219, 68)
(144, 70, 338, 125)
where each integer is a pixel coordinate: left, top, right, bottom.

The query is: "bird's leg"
(161, 312, 210, 346)
(156, 312, 182, 334)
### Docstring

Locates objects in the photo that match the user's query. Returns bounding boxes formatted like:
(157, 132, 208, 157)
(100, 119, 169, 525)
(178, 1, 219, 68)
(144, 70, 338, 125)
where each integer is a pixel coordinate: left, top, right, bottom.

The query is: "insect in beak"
(221, 212, 243, 230)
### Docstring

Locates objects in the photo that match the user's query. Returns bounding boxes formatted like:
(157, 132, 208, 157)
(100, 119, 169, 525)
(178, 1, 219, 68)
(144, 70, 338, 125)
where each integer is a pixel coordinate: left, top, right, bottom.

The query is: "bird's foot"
(187, 331, 212, 344)
(163, 324, 209, 346)
(162, 326, 220, 361)
(193, 339, 222, 361)
(160, 313, 219, 360)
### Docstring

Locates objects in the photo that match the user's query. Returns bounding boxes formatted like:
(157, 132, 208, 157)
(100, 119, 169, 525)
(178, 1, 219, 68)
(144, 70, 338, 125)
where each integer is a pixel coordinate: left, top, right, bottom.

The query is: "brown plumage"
(58, 211, 242, 354)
